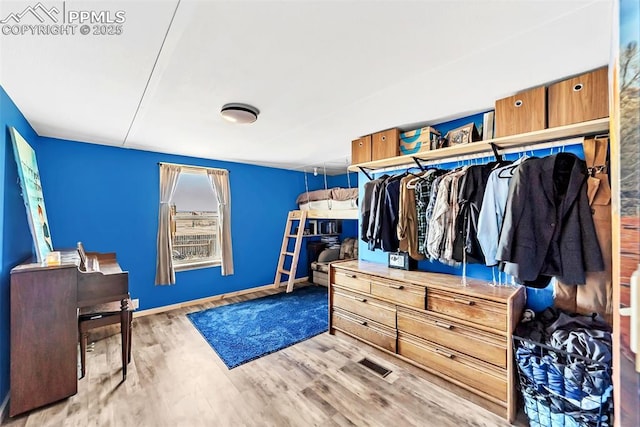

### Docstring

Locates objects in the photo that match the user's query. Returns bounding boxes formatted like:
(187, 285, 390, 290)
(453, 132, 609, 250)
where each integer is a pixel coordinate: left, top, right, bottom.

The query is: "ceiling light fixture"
(220, 103, 259, 124)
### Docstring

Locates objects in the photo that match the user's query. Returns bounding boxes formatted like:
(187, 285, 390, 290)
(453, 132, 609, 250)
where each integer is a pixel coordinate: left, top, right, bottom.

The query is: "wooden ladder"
(274, 210, 308, 293)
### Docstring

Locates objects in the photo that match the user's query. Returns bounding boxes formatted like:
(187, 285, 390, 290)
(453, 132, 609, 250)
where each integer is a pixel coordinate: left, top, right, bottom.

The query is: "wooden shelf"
(348, 117, 609, 173)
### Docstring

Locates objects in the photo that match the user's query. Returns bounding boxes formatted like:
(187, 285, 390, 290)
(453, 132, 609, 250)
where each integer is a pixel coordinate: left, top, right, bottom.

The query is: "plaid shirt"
(415, 170, 445, 255)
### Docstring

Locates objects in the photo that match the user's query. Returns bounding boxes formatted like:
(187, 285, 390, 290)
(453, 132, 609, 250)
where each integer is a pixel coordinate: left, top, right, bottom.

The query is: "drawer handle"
(453, 298, 474, 306)
(347, 295, 367, 303)
(360, 321, 368, 326)
(435, 348, 454, 359)
(435, 321, 453, 330)
(387, 284, 404, 290)
(339, 272, 357, 279)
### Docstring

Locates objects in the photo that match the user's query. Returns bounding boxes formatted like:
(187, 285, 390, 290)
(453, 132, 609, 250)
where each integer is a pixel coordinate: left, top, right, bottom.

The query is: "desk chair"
(78, 298, 133, 380)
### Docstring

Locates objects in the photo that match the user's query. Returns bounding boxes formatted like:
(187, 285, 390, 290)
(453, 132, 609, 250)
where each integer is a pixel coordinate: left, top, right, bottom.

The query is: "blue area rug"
(187, 286, 328, 369)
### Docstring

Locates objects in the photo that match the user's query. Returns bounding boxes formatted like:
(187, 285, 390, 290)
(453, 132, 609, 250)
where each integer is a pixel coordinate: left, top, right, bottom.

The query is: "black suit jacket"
(496, 153, 604, 287)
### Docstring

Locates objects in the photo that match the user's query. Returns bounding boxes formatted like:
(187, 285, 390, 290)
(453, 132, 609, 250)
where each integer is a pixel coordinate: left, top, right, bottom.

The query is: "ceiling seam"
(121, 0, 181, 147)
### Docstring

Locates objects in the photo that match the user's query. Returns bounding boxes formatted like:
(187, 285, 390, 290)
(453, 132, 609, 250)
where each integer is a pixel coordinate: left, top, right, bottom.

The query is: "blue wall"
(0, 86, 41, 409)
(1, 85, 359, 407)
(35, 140, 358, 301)
(36, 137, 340, 309)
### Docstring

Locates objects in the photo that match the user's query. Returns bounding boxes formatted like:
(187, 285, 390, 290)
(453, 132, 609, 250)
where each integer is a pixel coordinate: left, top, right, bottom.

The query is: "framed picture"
(446, 122, 480, 146)
(10, 127, 53, 262)
(388, 251, 417, 270)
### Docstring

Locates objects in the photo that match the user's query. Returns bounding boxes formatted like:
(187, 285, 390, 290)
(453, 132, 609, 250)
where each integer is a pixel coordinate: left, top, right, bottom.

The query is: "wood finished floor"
(2, 285, 523, 427)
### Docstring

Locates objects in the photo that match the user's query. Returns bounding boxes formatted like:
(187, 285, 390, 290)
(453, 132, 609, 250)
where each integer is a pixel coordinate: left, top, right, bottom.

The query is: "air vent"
(358, 357, 392, 378)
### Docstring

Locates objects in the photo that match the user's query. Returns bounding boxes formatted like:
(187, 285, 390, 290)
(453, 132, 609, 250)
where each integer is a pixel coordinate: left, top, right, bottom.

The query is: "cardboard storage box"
(351, 134, 372, 165)
(494, 86, 547, 137)
(548, 67, 608, 128)
(446, 123, 480, 146)
(371, 128, 399, 160)
(399, 126, 440, 155)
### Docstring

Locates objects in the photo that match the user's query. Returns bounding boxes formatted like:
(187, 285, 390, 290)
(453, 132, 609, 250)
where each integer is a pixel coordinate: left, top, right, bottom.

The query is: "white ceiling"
(0, 0, 613, 175)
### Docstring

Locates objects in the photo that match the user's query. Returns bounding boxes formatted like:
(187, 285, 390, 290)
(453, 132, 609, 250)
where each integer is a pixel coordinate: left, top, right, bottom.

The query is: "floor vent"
(358, 358, 391, 378)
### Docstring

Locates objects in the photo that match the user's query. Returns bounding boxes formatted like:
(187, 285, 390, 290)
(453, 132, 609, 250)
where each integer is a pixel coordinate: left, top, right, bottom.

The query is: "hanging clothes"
(379, 174, 405, 252)
(555, 137, 612, 321)
(360, 178, 377, 243)
(441, 167, 468, 263)
(476, 157, 527, 266)
(452, 162, 506, 264)
(427, 167, 468, 262)
(397, 174, 425, 260)
(426, 172, 455, 260)
(366, 174, 390, 250)
(496, 153, 604, 288)
(416, 170, 446, 256)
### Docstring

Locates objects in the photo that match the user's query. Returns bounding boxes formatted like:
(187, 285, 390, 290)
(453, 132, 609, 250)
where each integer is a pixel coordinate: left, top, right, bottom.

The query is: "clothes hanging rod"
(365, 137, 586, 175)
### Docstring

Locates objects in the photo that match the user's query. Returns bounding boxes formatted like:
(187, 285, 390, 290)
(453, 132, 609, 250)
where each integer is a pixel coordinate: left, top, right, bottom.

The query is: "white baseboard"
(133, 277, 309, 318)
(0, 391, 9, 422)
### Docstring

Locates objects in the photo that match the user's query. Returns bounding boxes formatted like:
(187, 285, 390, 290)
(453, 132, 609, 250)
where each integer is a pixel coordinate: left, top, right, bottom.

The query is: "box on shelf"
(399, 126, 440, 155)
(351, 134, 372, 165)
(445, 122, 480, 146)
(371, 128, 399, 161)
(495, 86, 547, 137)
(547, 67, 608, 128)
(482, 111, 495, 140)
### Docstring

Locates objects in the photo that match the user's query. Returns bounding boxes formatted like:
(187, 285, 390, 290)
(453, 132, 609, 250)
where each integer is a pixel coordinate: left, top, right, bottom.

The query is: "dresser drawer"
(427, 290, 507, 332)
(370, 278, 426, 309)
(332, 309, 397, 353)
(333, 287, 396, 328)
(332, 269, 371, 293)
(398, 332, 507, 402)
(397, 306, 507, 368)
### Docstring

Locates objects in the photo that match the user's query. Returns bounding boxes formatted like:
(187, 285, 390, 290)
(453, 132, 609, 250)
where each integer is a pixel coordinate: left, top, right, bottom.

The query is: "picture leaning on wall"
(10, 126, 53, 263)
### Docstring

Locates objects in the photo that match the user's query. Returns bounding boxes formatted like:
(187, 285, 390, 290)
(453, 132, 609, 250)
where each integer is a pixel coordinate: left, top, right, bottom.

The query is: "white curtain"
(155, 164, 181, 285)
(207, 169, 234, 276)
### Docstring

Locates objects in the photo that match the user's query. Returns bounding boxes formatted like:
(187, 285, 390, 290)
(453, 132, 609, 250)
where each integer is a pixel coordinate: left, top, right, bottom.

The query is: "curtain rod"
(157, 161, 229, 173)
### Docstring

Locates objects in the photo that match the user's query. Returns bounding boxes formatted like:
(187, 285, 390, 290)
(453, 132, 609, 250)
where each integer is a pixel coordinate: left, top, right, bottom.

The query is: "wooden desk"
(9, 250, 129, 417)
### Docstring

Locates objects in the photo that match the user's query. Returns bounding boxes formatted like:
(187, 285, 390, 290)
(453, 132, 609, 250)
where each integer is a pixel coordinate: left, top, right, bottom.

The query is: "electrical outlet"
(131, 299, 139, 310)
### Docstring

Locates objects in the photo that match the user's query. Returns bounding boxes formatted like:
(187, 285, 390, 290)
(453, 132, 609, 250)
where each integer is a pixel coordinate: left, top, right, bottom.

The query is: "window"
(155, 162, 233, 285)
(170, 169, 220, 271)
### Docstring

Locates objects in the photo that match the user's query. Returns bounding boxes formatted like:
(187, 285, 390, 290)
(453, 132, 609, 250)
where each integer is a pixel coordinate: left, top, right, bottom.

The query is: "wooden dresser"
(329, 260, 525, 422)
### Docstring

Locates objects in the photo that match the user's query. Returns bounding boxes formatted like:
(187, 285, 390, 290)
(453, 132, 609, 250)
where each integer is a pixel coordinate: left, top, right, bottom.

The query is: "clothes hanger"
(405, 167, 432, 189)
(497, 164, 515, 178)
(497, 152, 528, 178)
